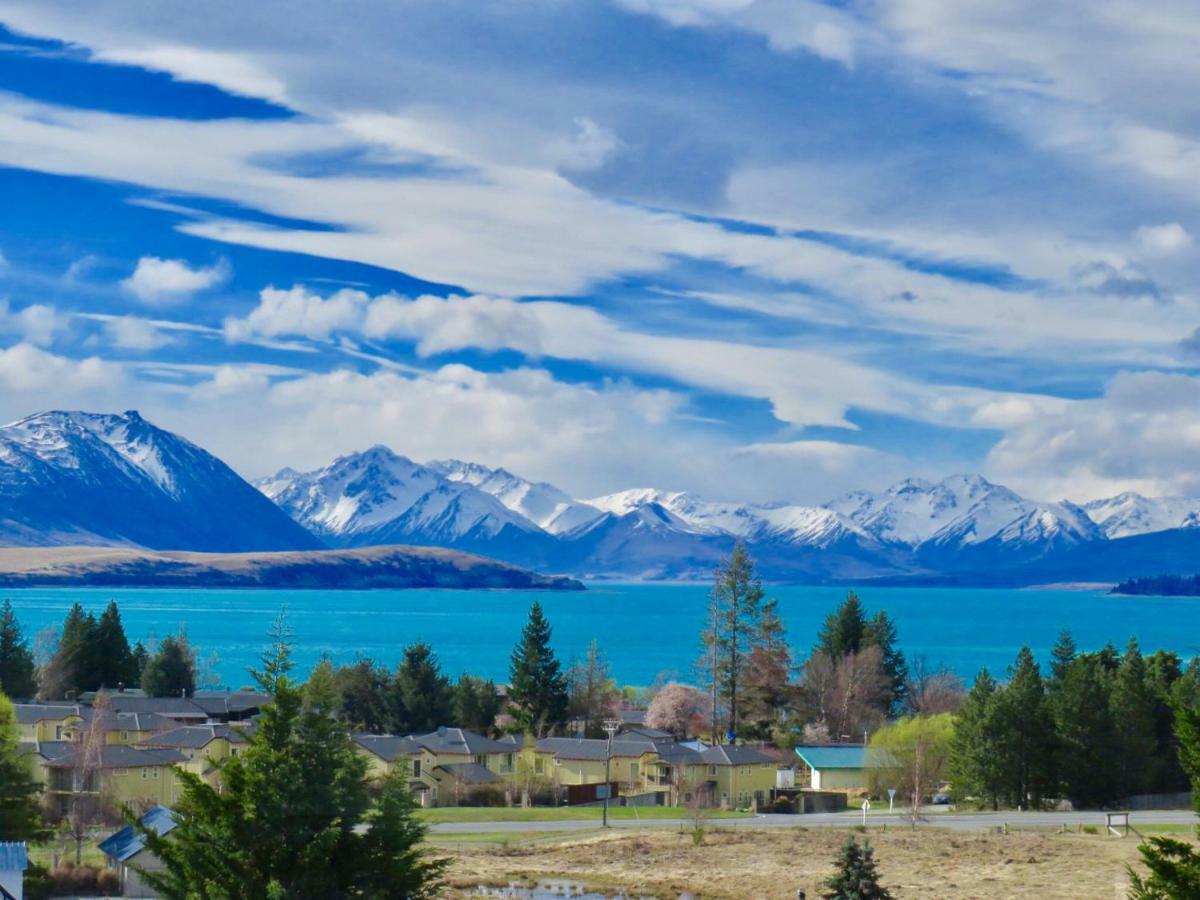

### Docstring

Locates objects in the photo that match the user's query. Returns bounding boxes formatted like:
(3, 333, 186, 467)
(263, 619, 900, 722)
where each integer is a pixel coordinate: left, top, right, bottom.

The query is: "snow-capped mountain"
(9, 409, 1200, 583)
(0, 411, 318, 551)
(429, 459, 602, 534)
(1083, 492, 1200, 539)
(826, 474, 1102, 552)
(257, 448, 549, 558)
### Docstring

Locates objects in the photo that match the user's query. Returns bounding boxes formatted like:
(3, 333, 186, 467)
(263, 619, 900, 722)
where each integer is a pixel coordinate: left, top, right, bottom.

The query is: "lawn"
(419, 805, 750, 823)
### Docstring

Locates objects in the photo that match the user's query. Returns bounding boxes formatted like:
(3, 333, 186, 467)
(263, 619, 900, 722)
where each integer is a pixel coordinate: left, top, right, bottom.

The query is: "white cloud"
(121, 256, 229, 307)
(103, 316, 174, 350)
(1136, 222, 1193, 256)
(985, 371, 1200, 501)
(0, 343, 122, 393)
(547, 118, 621, 173)
(618, 0, 862, 66)
(223, 286, 367, 342)
(94, 45, 288, 104)
(0, 300, 66, 347)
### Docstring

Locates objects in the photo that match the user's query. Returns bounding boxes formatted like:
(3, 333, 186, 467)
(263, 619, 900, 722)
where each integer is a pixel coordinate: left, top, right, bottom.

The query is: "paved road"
(428, 809, 1199, 834)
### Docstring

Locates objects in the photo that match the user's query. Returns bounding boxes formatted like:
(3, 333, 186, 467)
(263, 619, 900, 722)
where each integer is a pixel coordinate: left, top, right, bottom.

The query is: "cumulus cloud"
(121, 256, 229, 307)
(0, 300, 66, 347)
(986, 371, 1200, 501)
(1136, 222, 1193, 255)
(0, 343, 122, 393)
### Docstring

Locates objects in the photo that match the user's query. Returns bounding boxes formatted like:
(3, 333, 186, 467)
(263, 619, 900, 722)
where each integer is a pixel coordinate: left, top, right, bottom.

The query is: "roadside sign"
(596, 785, 611, 800)
(861, 797, 870, 826)
(887, 788, 896, 813)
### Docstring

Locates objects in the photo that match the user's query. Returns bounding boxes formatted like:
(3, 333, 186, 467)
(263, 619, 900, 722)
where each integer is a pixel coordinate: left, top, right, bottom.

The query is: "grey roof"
(699, 744, 777, 766)
(617, 709, 647, 725)
(101, 696, 209, 717)
(622, 726, 674, 740)
(137, 724, 248, 750)
(43, 744, 186, 769)
(98, 806, 176, 863)
(190, 691, 270, 716)
(0, 842, 27, 872)
(33, 741, 74, 762)
(536, 736, 657, 761)
(408, 727, 513, 756)
(14, 704, 83, 724)
(353, 734, 422, 762)
(434, 762, 502, 785)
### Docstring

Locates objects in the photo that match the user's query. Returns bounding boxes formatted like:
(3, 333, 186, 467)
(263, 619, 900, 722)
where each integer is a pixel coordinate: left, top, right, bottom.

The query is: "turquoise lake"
(2, 584, 1198, 688)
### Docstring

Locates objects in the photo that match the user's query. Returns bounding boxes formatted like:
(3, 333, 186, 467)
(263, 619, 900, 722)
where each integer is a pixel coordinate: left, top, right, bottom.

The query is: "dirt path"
(442, 826, 1156, 898)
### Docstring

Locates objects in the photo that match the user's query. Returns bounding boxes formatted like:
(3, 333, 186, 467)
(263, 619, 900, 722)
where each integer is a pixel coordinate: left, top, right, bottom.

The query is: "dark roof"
(33, 741, 74, 762)
(190, 691, 270, 716)
(408, 727, 513, 756)
(14, 704, 83, 725)
(137, 724, 248, 750)
(101, 696, 208, 717)
(622, 726, 674, 740)
(536, 736, 657, 761)
(617, 709, 647, 725)
(43, 744, 186, 769)
(353, 734, 422, 762)
(434, 762, 502, 785)
(98, 806, 176, 863)
(699, 744, 777, 766)
(651, 742, 706, 766)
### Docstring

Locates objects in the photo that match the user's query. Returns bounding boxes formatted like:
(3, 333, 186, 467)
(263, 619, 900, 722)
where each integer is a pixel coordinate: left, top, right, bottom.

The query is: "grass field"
(440, 825, 1164, 898)
(418, 805, 750, 823)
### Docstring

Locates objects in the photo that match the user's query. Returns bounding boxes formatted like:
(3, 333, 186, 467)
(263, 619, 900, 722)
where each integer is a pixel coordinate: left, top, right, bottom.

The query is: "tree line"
(0, 600, 202, 700)
(692, 544, 918, 744)
(952, 632, 1199, 809)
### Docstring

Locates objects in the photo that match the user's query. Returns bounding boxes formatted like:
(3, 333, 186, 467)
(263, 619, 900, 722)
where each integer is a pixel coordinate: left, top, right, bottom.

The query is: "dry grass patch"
(442, 826, 1164, 898)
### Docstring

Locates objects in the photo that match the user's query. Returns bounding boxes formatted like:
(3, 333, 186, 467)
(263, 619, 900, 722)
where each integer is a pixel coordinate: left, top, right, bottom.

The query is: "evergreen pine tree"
(1049, 629, 1077, 688)
(452, 675, 502, 735)
(302, 657, 341, 716)
(1111, 637, 1158, 798)
(0, 601, 37, 699)
(816, 591, 868, 660)
(93, 600, 139, 690)
(335, 658, 392, 734)
(567, 639, 618, 738)
(710, 542, 765, 738)
(991, 647, 1056, 808)
(41, 603, 96, 699)
(390, 642, 453, 734)
(141, 633, 197, 698)
(0, 692, 45, 842)
(508, 602, 568, 736)
(950, 669, 1004, 809)
(136, 616, 446, 897)
(1055, 655, 1118, 807)
(863, 610, 907, 713)
(822, 834, 893, 900)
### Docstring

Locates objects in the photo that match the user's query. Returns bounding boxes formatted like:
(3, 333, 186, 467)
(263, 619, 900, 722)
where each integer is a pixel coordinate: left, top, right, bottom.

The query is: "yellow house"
(532, 737, 660, 794)
(353, 728, 516, 806)
(136, 724, 250, 788)
(35, 743, 186, 818)
(15, 704, 86, 743)
(696, 744, 778, 809)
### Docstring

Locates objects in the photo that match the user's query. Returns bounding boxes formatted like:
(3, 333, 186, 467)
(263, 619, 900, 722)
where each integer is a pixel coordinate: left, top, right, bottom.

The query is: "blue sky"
(1, 1, 1199, 504)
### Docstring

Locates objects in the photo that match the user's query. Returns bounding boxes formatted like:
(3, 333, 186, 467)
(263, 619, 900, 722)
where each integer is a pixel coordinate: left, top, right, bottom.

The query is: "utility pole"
(602, 718, 620, 828)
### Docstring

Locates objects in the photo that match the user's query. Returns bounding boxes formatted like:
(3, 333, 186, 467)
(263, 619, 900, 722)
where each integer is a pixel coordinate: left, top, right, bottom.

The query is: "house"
(353, 728, 516, 806)
(794, 744, 890, 791)
(0, 842, 27, 900)
(36, 743, 185, 817)
(98, 805, 177, 898)
(696, 743, 778, 810)
(531, 736, 661, 796)
(136, 724, 249, 788)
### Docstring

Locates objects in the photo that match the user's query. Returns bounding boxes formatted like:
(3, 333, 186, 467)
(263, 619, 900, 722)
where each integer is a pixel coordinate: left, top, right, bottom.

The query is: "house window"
(534, 758, 545, 775)
(153, 768, 159, 779)
(55, 726, 62, 740)
(708, 765, 717, 776)
(474, 754, 486, 766)
(629, 763, 639, 779)
(142, 768, 149, 779)
(503, 753, 514, 772)
(412, 759, 422, 778)
(113, 768, 129, 776)
(121, 731, 128, 741)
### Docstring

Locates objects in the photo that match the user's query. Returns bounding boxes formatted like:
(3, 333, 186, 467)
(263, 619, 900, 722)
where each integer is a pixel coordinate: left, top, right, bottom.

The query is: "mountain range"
(5, 409, 1200, 584)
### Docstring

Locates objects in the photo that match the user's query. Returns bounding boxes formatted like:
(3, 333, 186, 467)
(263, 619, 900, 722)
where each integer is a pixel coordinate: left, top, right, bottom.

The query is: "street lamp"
(602, 718, 621, 828)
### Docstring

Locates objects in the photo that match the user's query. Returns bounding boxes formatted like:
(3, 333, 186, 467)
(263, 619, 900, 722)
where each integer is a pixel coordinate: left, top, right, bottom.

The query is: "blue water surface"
(2, 584, 1198, 689)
